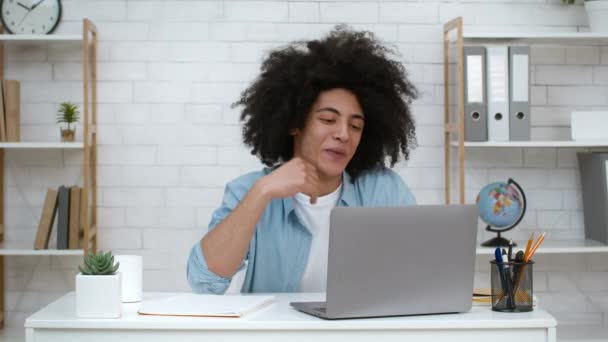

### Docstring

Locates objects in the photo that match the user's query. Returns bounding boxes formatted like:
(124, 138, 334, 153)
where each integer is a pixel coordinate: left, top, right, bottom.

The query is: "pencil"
(525, 232, 546, 262)
(523, 232, 534, 261)
(514, 232, 547, 294)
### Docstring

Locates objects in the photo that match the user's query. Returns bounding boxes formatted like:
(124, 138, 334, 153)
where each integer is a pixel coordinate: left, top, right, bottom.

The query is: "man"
(187, 25, 418, 294)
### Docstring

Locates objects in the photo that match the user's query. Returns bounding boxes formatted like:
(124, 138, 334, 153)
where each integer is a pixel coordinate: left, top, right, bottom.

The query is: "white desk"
(25, 292, 557, 342)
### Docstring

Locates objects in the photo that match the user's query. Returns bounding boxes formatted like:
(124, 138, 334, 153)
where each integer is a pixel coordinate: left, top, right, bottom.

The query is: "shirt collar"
(283, 171, 355, 220)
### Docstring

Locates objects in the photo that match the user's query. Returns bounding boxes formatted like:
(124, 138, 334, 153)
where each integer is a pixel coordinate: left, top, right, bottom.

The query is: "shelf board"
(462, 30, 608, 43)
(0, 241, 83, 256)
(0, 142, 84, 149)
(450, 140, 608, 148)
(0, 34, 81, 43)
(476, 239, 608, 255)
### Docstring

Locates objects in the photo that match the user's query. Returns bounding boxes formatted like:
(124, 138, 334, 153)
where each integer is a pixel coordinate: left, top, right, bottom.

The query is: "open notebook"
(138, 293, 274, 318)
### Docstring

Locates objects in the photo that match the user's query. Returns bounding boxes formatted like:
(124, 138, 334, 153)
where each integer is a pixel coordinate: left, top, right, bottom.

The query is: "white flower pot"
(75, 273, 122, 318)
(585, 0, 608, 32)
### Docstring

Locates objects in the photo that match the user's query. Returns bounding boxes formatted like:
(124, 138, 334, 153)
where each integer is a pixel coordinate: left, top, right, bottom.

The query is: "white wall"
(3, 0, 607, 338)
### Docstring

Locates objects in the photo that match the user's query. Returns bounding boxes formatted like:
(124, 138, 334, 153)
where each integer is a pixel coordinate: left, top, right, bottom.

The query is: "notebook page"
(138, 294, 274, 317)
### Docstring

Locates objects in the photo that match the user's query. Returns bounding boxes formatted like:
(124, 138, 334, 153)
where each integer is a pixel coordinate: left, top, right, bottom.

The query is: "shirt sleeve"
(186, 181, 248, 294)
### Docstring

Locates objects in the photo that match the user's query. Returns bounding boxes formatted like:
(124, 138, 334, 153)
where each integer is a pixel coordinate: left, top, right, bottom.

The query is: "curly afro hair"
(233, 25, 418, 180)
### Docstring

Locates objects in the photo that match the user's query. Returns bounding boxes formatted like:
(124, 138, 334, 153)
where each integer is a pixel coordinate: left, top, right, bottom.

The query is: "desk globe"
(476, 178, 527, 247)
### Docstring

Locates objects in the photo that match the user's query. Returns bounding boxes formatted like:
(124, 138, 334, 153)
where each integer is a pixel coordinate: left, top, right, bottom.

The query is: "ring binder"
(509, 46, 531, 141)
(463, 46, 488, 142)
(486, 46, 510, 142)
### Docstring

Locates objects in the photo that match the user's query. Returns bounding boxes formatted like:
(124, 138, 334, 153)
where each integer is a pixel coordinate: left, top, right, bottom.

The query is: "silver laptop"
(290, 205, 479, 319)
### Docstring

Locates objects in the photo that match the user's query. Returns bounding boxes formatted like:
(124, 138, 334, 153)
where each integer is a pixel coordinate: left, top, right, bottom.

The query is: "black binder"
(56, 185, 71, 249)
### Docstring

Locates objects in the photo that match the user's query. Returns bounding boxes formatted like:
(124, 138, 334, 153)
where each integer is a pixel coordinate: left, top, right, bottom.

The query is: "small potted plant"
(76, 250, 122, 318)
(56, 102, 80, 142)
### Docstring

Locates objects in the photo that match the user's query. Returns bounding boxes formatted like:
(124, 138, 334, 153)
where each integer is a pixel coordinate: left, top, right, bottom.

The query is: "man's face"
(292, 88, 365, 180)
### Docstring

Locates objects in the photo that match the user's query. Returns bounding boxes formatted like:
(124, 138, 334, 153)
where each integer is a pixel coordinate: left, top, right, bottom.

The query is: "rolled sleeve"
(186, 241, 232, 294)
(186, 177, 252, 294)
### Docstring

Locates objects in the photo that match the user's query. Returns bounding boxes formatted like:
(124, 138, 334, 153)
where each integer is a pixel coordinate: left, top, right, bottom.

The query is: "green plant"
(78, 250, 120, 275)
(56, 102, 80, 130)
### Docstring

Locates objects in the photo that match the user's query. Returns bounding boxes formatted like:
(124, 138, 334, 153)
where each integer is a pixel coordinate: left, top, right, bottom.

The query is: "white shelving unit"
(443, 17, 608, 255)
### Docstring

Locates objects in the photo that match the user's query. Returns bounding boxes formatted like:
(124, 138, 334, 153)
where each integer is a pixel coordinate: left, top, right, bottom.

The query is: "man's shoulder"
(351, 167, 415, 206)
(354, 167, 404, 188)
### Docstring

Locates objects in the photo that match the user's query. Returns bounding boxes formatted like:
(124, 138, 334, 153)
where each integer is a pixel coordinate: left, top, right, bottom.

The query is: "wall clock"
(0, 0, 62, 34)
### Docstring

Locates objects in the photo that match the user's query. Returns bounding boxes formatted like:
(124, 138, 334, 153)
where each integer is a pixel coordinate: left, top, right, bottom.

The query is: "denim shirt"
(186, 167, 416, 294)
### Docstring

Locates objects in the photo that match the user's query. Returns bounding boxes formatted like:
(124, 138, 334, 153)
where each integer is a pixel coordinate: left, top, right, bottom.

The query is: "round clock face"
(1, 0, 62, 34)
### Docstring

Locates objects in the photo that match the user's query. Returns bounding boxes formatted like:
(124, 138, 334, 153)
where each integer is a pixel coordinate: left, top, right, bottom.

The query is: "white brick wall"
(3, 0, 607, 339)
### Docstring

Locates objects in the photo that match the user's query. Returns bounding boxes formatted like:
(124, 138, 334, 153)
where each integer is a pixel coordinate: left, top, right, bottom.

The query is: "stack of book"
(0, 80, 20, 142)
(33, 186, 85, 250)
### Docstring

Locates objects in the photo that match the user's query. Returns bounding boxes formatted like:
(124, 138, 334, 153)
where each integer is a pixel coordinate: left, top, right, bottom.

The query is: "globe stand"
(481, 230, 517, 247)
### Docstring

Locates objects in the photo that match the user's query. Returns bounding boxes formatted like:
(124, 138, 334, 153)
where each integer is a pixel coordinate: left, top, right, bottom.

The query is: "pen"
(504, 265, 516, 310)
(495, 248, 506, 286)
(512, 250, 525, 299)
(495, 248, 515, 309)
(508, 240, 513, 262)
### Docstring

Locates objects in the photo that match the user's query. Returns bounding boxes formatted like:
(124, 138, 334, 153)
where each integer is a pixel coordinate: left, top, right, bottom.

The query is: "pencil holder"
(490, 260, 534, 312)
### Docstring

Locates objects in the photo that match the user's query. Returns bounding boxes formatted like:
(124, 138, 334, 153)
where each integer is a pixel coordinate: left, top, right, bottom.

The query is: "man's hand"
(258, 157, 321, 204)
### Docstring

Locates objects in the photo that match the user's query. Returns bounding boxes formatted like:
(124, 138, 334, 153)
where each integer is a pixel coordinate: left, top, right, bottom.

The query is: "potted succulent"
(76, 250, 122, 318)
(56, 102, 80, 142)
(563, 0, 608, 32)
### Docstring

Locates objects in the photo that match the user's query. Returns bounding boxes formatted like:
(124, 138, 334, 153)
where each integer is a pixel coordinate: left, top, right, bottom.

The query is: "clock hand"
(17, 2, 31, 11)
(30, 0, 46, 10)
(16, 10, 32, 28)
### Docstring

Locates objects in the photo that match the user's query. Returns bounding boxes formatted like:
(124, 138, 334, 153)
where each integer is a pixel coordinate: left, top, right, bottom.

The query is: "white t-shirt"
(294, 184, 342, 292)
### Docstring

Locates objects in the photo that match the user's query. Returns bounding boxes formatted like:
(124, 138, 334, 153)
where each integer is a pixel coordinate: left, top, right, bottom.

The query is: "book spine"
(34, 189, 58, 249)
(69, 186, 81, 249)
(56, 186, 70, 249)
(3, 80, 19, 142)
